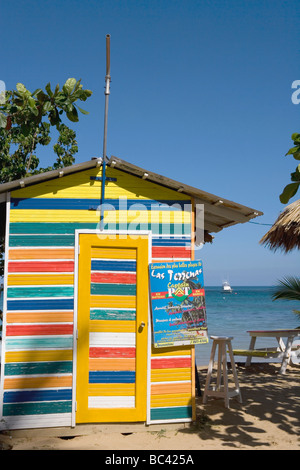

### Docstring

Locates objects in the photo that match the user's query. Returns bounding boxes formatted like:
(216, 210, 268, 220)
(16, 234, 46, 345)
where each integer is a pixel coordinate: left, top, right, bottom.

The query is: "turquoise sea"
(195, 286, 300, 366)
(0, 287, 299, 366)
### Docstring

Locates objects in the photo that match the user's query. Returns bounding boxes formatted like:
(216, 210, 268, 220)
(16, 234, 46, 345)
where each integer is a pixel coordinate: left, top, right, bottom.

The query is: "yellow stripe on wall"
(10, 209, 191, 224)
(89, 320, 136, 333)
(91, 247, 137, 259)
(5, 350, 73, 363)
(11, 167, 191, 201)
(90, 295, 136, 309)
(151, 368, 192, 382)
(9, 248, 75, 260)
(7, 274, 74, 286)
(151, 393, 192, 408)
(88, 383, 135, 396)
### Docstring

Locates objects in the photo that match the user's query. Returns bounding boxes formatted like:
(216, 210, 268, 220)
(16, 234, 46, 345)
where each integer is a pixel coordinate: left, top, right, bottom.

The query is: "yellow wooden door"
(76, 233, 149, 423)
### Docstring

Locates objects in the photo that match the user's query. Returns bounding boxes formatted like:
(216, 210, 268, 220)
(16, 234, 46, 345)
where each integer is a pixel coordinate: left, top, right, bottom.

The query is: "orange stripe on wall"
(9, 248, 75, 260)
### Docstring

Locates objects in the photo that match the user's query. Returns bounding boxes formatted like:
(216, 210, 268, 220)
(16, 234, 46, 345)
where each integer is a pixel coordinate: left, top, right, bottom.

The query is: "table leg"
(245, 336, 256, 367)
(279, 336, 293, 374)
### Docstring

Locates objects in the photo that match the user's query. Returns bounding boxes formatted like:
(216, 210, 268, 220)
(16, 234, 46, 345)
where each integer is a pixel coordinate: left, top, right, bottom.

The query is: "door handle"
(140, 322, 145, 328)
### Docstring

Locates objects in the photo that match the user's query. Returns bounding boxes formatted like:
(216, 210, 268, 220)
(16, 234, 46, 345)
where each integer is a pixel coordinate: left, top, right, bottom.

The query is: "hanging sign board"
(149, 260, 208, 348)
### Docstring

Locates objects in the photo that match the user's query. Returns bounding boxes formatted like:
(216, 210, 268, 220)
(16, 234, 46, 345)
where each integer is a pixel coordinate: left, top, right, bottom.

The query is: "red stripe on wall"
(89, 347, 136, 358)
(91, 272, 136, 284)
(6, 324, 73, 336)
(152, 247, 191, 259)
(8, 261, 74, 272)
(151, 357, 191, 369)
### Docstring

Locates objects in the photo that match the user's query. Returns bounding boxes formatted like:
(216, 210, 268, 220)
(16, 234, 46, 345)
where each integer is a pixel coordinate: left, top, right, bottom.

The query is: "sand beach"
(0, 362, 299, 451)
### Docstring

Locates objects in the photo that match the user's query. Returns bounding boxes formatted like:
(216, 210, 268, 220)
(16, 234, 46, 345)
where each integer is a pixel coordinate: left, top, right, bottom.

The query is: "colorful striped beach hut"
(0, 156, 262, 430)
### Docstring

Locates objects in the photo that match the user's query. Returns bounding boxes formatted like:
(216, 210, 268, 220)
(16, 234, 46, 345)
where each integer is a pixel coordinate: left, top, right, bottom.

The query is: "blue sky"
(1, 0, 299, 285)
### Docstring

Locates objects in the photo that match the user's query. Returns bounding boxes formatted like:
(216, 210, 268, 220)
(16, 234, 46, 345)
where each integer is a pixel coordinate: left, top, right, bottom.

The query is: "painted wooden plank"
(7, 274, 74, 286)
(88, 383, 135, 396)
(11, 197, 190, 211)
(91, 259, 136, 272)
(88, 396, 135, 408)
(6, 311, 74, 323)
(150, 394, 192, 408)
(9, 235, 75, 247)
(151, 346, 192, 357)
(151, 368, 192, 382)
(4, 376, 73, 390)
(10, 209, 192, 225)
(8, 260, 74, 272)
(91, 272, 136, 284)
(89, 371, 136, 384)
(150, 406, 192, 421)
(10, 221, 192, 236)
(152, 247, 191, 259)
(91, 247, 137, 260)
(89, 320, 136, 333)
(90, 295, 136, 309)
(90, 309, 136, 321)
(3, 401, 72, 416)
(152, 238, 191, 246)
(89, 332, 136, 347)
(151, 357, 192, 369)
(9, 248, 75, 260)
(151, 382, 192, 395)
(89, 358, 136, 371)
(4, 361, 73, 376)
(89, 347, 136, 358)
(10, 222, 99, 234)
(5, 336, 73, 350)
(5, 349, 73, 363)
(7, 299, 74, 311)
(90, 283, 136, 296)
(6, 324, 73, 336)
(4, 389, 72, 403)
(7, 286, 74, 298)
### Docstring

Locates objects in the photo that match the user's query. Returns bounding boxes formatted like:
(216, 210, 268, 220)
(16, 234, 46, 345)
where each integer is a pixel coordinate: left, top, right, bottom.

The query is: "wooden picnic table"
(232, 329, 300, 374)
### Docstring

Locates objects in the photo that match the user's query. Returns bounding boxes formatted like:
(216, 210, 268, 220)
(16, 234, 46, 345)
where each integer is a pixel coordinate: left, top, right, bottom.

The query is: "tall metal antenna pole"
(100, 34, 111, 231)
(103, 34, 111, 162)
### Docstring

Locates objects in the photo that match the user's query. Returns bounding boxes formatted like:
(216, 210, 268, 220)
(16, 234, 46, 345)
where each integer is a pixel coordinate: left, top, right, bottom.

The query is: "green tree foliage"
(280, 133, 300, 204)
(0, 78, 92, 183)
(0, 78, 92, 278)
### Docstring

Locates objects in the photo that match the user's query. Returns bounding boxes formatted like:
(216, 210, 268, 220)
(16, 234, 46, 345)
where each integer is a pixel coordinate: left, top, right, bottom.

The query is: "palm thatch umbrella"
(260, 199, 300, 253)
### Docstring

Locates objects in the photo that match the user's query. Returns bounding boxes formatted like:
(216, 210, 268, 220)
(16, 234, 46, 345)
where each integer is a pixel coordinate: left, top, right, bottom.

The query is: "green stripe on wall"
(90, 308, 136, 321)
(150, 406, 192, 421)
(90, 283, 136, 296)
(10, 222, 191, 236)
(9, 235, 75, 247)
(5, 361, 73, 376)
(6, 337, 73, 350)
(7, 286, 74, 298)
(3, 401, 72, 416)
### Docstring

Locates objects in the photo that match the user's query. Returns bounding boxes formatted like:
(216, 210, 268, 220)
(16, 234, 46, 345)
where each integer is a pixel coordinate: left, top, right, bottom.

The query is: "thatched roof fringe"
(260, 200, 300, 253)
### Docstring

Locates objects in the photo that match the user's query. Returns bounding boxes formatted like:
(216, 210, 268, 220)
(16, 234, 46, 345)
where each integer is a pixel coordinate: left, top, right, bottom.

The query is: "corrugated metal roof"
(0, 156, 263, 238)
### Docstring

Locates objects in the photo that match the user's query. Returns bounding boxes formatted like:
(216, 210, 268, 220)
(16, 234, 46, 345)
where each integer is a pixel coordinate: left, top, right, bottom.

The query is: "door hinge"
(76, 329, 79, 340)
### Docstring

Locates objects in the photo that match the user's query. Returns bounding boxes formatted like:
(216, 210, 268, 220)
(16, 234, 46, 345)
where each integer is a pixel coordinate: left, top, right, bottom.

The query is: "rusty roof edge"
(108, 156, 264, 220)
(0, 158, 103, 194)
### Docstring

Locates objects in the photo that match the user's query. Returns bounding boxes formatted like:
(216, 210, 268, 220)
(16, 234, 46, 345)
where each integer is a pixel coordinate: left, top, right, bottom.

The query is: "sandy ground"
(0, 362, 299, 451)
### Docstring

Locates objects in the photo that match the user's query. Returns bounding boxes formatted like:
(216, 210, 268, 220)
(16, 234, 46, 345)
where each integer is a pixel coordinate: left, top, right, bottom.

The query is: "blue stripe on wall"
(7, 298, 74, 311)
(11, 198, 190, 211)
(91, 260, 136, 272)
(3, 389, 72, 403)
(89, 371, 136, 383)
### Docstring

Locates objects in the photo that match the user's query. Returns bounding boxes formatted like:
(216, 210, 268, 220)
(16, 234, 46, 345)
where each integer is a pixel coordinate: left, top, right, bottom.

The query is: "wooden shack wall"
(0, 165, 195, 429)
